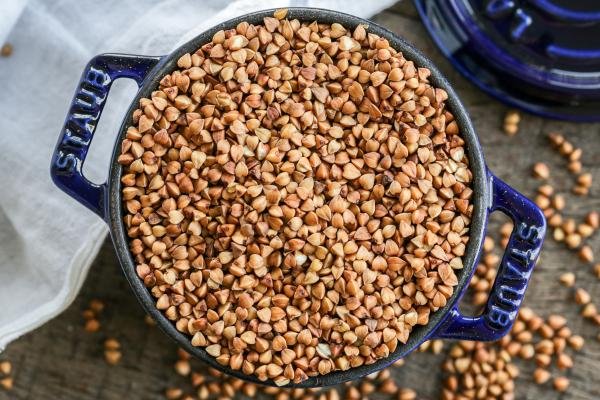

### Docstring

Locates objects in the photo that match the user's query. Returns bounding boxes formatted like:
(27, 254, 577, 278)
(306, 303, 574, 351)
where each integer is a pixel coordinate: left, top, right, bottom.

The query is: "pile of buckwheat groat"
(119, 8, 473, 385)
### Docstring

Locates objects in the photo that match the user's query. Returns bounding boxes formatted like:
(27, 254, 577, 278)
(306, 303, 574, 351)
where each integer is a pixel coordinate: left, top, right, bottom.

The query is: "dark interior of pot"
(107, 7, 488, 387)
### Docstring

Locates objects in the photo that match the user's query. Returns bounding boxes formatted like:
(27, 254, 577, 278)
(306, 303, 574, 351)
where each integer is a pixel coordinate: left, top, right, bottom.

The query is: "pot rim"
(106, 7, 488, 388)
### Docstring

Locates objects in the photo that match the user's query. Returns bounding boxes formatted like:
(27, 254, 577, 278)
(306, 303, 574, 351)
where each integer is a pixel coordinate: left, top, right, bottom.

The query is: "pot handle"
(50, 54, 161, 219)
(433, 174, 546, 341)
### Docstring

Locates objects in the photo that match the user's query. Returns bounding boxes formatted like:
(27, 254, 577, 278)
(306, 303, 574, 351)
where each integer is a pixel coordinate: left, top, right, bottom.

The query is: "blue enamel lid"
(414, 0, 600, 121)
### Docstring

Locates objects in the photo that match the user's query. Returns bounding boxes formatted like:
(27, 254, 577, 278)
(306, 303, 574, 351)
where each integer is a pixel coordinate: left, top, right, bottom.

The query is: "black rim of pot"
(107, 7, 487, 388)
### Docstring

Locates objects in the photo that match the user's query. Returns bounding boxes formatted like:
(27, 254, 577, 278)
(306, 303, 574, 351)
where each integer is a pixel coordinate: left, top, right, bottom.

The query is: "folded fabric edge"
(0, 220, 108, 351)
(0, 0, 28, 45)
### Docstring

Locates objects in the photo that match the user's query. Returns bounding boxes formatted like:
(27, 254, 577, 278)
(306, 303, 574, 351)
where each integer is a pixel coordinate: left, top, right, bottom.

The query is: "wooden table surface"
(2, 2, 599, 399)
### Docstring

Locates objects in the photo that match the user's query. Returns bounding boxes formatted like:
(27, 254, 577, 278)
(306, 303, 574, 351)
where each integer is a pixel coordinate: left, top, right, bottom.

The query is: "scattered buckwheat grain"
(0, 43, 12, 57)
(0, 377, 13, 391)
(532, 163, 550, 180)
(503, 110, 520, 136)
(0, 362, 11, 376)
(559, 272, 575, 287)
(104, 338, 122, 365)
(553, 376, 569, 392)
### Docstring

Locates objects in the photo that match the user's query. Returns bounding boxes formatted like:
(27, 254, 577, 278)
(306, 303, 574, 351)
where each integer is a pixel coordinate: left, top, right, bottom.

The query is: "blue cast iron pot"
(414, 0, 600, 121)
(50, 8, 546, 388)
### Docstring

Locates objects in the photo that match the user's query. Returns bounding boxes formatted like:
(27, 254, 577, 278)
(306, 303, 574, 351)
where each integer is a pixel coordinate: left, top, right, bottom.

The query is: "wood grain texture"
(1, 2, 599, 399)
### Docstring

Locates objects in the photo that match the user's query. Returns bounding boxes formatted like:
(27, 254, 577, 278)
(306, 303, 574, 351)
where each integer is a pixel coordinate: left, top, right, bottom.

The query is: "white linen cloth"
(0, 0, 398, 350)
